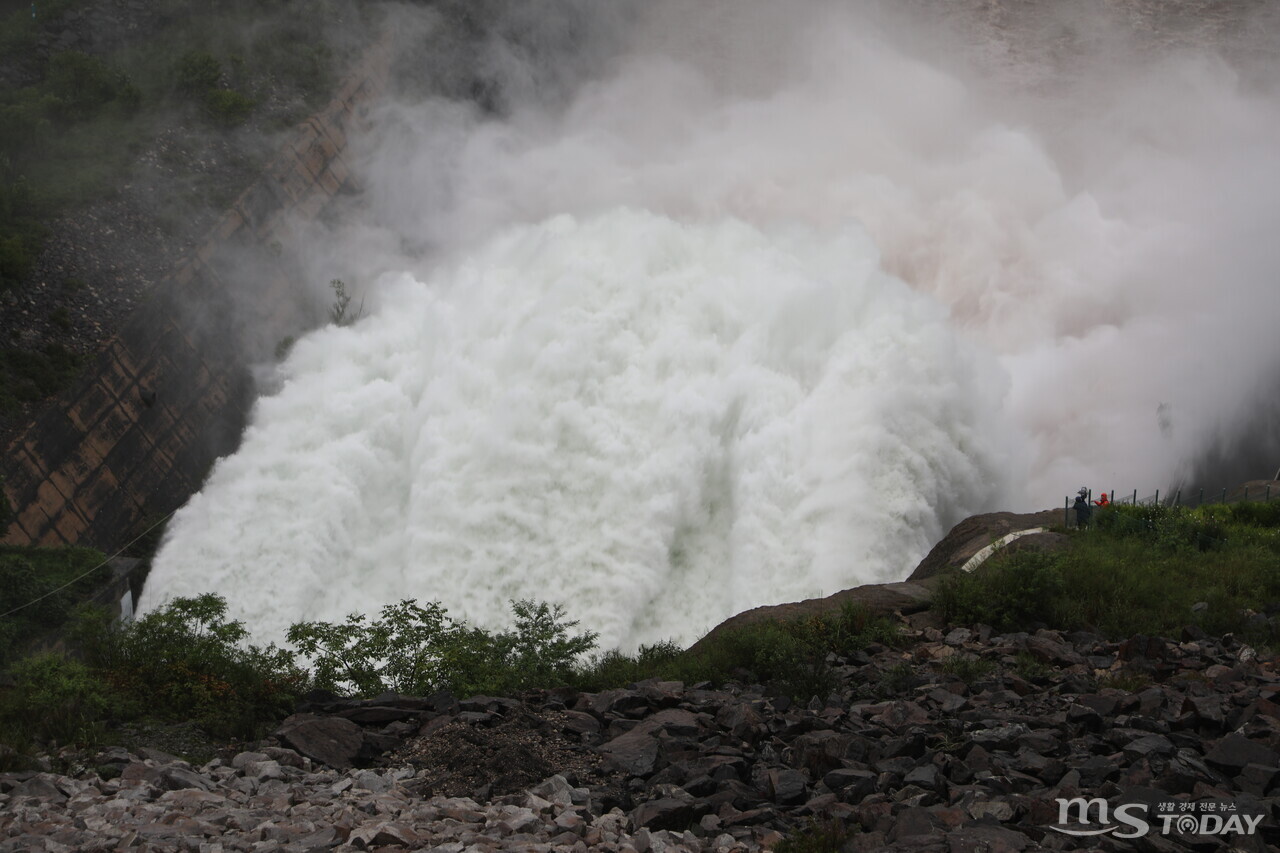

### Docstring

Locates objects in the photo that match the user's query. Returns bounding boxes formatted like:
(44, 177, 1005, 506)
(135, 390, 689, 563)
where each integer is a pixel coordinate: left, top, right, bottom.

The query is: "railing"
(1063, 482, 1278, 527)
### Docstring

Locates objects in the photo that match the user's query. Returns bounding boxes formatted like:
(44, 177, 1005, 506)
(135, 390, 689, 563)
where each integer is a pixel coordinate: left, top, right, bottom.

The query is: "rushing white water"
(141, 211, 1010, 649)
(139, 0, 1280, 649)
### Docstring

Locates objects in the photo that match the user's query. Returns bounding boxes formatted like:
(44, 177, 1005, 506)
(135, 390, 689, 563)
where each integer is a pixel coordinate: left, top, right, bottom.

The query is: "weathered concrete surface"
(1, 37, 392, 550)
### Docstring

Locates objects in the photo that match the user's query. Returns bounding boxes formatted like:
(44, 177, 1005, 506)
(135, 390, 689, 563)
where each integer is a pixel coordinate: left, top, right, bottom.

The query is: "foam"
(139, 211, 1011, 649)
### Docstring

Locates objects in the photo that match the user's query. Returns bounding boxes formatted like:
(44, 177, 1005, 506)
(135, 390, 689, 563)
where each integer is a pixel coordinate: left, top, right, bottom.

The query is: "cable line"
(0, 510, 175, 621)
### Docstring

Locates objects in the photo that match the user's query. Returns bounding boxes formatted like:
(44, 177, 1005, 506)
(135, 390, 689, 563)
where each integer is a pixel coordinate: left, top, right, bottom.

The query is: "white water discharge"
(140, 1, 1280, 649)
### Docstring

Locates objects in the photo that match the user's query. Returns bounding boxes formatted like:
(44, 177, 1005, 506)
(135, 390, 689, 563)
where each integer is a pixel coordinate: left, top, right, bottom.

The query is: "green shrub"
(252, 30, 334, 105)
(288, 598, 598, 698)
(1228, 500, 1280, 528)
(0, 475, 11, 528)
(0, 546, 109, 664)
(574, 605, 901, 703)
(936, 508, 1280, 643)
(1012, 651, 1052, 682)
(175, 50, 222, 95)
(0, 343, 84, 412)
(203, 88, 255, 126)
(938, 654, 995, 684)
(1098, 669, 1150, 692)
(879, 662, 918, 696)
(328, 278, 363, 326)
(44, 51, 140, 122)
(934, 550, 1066, 632)
(776, 819, 858, 853)
(0, 233, 36, 291)
(576, 641, 684, 689)
(3, 653, 107, 745)
(84, 594, 304, 739)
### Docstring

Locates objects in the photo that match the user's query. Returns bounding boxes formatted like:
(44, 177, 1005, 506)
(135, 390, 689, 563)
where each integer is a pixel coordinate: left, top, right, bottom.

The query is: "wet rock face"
(4, 624, 1280, 851)
(907, 510, 1066, 581)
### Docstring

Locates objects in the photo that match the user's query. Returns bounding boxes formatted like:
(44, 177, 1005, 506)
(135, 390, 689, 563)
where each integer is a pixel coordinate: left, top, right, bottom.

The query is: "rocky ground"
(4, 622, 1279, 851)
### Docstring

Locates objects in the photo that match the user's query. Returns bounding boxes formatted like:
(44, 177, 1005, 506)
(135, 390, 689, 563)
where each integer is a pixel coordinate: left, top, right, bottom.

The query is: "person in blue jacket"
(1073, 488, 1092, 528)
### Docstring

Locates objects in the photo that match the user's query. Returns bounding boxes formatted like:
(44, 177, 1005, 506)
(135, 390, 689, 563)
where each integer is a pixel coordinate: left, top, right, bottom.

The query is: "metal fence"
(1063, 482, 1278, 527)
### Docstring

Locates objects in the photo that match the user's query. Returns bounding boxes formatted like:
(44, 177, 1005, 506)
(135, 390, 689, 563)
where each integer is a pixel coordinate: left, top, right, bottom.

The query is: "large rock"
(275, 713, 364, 770)
(908, 510, 1064, 580)
(630, 797, 704, 832)
(1203, 734, 1280, 775)
(688, 581, 935, 654)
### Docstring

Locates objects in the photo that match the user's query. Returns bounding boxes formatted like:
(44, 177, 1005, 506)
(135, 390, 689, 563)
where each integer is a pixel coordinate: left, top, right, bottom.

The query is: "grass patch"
(0, 545, 110, 665)
(775, 819, 859, 853)
(936, 502, 1280, 642)
(1098, 669, 1152, 692)
(938, 654, 996, 684)
(573, 602, 903, 702)
(0, 0, 376, 298)
(878, 661, 919, 697)
(1012, 651, 1053, 682)
(0, 343, 85, 415)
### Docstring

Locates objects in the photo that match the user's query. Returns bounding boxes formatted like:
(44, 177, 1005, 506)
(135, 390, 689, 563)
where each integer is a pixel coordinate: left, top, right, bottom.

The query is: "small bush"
(0, 475, 11, 528)
(0, 234, 36, 290)
(328, 278, 363, 326)
(175, 51, 222, 96)
(1227, 500, 1280, 528)
(573, 604, 901, 702)
(81, 594, 304, 739)
(0, 546, 109, 664)
(879, 662, 918, 696)
(938, 654, 995, 684)
(1012, 651, 1052, 682)
(0, 343, 84, 411)
(44, 51, 140, 122)
(1098, 669, 1151, 692)
(203, 89, 255, 127)
(776, 819, 858, 853)
(3, 653, 107, 746)
(288, 598, 598, 698)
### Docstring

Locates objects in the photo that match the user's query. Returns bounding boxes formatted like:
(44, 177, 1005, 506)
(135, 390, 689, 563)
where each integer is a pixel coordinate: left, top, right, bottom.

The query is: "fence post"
(1065, 497, 1069, 528)
(1175, 489, 1181, 507)
(1198, 488, 1204, 506)
(1155, 489, 1159, 506)
(1221, 488, 1227, 503)
(1132, 489, 1137, 505)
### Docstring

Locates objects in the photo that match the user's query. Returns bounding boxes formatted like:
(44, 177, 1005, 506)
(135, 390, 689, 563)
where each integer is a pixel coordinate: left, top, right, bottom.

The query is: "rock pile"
(3, 625, 1279, 851)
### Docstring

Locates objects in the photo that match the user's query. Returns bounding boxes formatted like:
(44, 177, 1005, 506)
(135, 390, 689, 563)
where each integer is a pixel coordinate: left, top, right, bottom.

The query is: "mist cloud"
(142, 0, 1280, 645)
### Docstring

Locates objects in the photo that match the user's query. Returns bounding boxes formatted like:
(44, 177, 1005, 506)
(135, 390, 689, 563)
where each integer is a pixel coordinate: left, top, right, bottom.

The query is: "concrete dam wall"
(1, 39, 392, 551)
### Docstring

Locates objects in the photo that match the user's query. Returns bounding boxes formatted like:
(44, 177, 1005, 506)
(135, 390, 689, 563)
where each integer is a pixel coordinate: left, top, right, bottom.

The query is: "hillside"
(0, 0, 379, 439)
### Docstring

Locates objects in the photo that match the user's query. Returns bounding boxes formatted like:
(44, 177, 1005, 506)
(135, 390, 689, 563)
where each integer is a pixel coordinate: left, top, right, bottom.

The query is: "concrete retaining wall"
(1, 37, 392, 550)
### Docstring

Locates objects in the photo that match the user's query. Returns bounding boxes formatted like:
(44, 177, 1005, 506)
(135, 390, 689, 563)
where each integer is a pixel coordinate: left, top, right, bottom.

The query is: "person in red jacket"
(1093, 492, 1110, 507)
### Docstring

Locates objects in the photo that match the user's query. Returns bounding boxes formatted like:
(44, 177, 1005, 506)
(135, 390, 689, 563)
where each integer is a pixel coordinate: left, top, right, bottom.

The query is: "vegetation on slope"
(0, 544, 108, 665)
(1, 499, 1276, 769)
(0, 0, 377, 417)
(936, 501, 1280, 641)
(0, 579, 904, 766)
